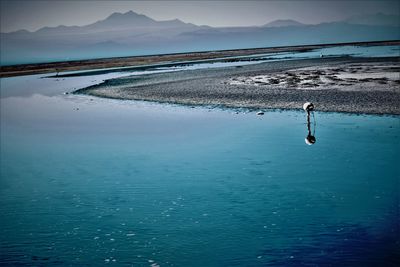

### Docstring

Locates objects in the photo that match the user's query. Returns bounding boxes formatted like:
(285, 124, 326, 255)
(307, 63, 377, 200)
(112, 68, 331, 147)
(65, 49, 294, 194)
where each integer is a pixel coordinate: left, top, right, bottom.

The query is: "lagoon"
(0, 67, 399, 266)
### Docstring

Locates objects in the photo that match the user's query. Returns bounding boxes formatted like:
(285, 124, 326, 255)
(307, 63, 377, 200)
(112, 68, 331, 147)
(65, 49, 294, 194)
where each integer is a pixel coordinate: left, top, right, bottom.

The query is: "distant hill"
(345, 13, 400, 27)
(34, 10, 200, 35)
(1, 11, 399, 65)
(263, 19, 305, 27)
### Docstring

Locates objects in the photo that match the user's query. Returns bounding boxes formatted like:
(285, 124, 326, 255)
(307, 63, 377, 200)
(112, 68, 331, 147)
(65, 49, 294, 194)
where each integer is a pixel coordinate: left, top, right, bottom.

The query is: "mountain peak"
(106, 10, 145, 19)
(263, 19, 305, 27)
(92, 10, 157, 28)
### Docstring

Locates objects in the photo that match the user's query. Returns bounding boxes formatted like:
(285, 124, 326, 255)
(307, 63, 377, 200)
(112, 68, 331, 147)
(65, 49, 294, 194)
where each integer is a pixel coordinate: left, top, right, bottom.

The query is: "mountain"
(345, 13, 400, 27)
(263, 19, 305, 27)
(1, 11, 399, 65)
(89, 10, 159, 29)
(33, 10, 198, 35)
(176, 22, 399, 51)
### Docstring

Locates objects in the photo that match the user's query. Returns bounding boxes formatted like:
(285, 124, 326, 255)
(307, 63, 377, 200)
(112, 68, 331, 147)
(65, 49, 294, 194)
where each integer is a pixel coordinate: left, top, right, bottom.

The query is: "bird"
(303, 102, 314, 112)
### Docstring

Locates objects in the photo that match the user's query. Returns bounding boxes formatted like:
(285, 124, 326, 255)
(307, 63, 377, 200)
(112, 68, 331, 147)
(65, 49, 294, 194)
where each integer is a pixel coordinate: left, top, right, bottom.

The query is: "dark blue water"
(0, 73, 399, 266)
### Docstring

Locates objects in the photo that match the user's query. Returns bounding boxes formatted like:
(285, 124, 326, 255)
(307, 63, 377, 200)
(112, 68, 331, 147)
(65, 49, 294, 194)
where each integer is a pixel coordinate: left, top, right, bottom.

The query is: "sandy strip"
(75, 57, 400, 115)
(1, 40, 399, 78)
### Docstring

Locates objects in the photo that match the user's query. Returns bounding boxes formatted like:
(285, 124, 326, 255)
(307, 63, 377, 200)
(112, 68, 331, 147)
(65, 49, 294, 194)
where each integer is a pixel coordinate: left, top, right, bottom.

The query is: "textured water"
(0, 73, 399, 266)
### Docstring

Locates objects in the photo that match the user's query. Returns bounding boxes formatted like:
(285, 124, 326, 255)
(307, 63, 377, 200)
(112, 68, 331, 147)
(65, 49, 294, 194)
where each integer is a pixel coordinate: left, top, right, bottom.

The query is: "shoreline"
(83, 95, 400, 117)
(75, 56, 400, 115)
(1, 40, 399, 78)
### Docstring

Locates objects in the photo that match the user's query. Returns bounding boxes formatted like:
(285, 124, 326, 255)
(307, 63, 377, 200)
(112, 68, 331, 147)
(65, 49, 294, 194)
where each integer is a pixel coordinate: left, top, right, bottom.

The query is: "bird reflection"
(303, 102, 316, 145)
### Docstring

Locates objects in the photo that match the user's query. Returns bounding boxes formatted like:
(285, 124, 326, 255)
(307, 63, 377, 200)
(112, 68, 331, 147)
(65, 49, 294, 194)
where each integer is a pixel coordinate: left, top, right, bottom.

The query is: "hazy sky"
(1, 0, 399, 32)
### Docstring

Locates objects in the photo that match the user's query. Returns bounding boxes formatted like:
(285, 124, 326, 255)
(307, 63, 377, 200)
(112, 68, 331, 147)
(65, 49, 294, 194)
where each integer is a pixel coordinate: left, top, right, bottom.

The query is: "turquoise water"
(1, 73, 399, 266)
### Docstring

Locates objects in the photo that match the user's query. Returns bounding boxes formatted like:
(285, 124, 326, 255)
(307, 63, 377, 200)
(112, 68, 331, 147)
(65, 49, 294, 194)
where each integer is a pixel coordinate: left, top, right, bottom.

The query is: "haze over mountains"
(1, 11, 399, 65)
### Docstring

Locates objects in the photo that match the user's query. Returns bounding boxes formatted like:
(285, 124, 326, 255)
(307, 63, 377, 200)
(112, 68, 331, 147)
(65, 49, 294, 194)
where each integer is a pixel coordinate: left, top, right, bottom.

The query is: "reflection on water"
(303, 102, 317, 145)
(305, 112, 317, 145)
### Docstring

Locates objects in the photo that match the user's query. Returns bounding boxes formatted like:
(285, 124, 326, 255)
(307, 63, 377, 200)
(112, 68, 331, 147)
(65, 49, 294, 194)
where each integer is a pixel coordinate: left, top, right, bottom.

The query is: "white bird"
(303, 102, 314, 112)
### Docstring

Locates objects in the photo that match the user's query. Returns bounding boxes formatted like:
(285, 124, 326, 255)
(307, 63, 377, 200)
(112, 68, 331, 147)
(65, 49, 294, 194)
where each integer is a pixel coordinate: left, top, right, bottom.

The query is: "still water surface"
(0, 70, 399, 266)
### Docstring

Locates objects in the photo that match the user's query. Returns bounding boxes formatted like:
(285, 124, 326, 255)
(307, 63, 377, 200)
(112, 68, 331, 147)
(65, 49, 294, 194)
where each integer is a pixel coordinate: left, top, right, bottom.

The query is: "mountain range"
(1, 11, 399, 65)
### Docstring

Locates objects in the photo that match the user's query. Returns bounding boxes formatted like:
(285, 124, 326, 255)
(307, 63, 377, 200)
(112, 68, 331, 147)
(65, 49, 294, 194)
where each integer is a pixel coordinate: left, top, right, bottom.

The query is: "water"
(263, 44, 400, 60)
(50, 44, 400, 78)
(1, 68, 399, 266)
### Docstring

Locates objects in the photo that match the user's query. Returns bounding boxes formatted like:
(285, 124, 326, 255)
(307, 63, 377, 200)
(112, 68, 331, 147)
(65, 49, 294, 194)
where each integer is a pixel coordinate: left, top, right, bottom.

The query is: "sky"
(1, 0, 399, 32)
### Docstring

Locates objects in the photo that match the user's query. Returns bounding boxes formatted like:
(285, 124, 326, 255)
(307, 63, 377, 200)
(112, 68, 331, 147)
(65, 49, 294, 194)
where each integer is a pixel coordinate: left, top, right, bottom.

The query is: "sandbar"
(75, 56, 400, 115)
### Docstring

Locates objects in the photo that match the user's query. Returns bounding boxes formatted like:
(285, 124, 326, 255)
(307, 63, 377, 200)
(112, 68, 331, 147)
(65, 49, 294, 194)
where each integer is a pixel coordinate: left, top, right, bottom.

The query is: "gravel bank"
(75, 57, 400, 115)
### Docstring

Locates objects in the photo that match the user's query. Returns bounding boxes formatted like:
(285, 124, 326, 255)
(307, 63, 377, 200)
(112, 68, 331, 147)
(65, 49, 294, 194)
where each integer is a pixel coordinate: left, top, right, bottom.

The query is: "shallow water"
(267, 44, 400, 60)
(49, 44, 400, 78)
(0, 72, 399, 266)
